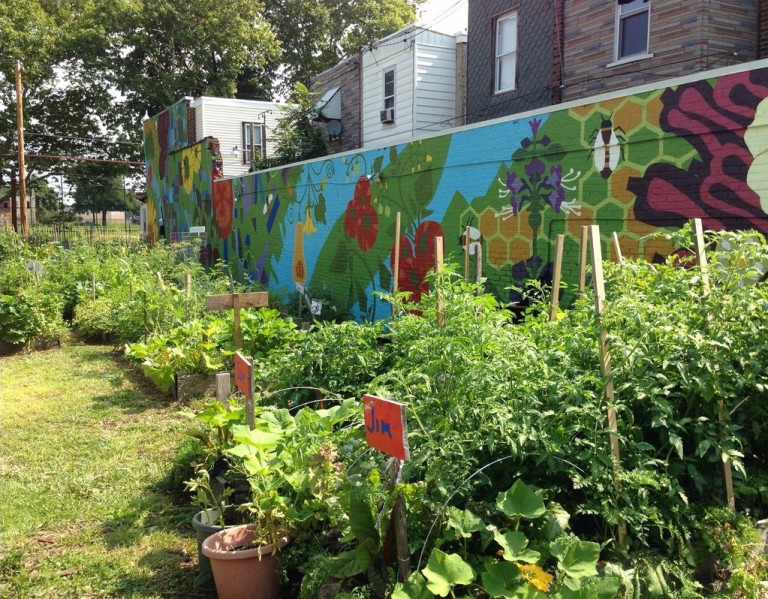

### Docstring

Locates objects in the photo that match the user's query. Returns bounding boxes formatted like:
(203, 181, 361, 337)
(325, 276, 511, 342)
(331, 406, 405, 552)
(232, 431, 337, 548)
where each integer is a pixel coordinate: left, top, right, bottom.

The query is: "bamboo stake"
(588, 225, 626, 547)
(549, 234, 565, 322)
(392, 212, 401, 316)
(578, 225, 589, 292)
(435, 236, 445, 327)
(692, 218, 734, 509)
(464, 226, 471, 282)
(185, 271, 192, 296)
(612, 232, 623, 263)
(233, 292, 242, 349)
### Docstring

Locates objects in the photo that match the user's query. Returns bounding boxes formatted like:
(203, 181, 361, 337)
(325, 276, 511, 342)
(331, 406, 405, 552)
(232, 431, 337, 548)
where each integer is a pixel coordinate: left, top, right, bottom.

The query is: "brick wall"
(310, 54, 362, 154)
(563, 0, 759, 101)
(760, 0, 768, 58)
(552, 0, 565, 105)
(466, 0, 555, 124)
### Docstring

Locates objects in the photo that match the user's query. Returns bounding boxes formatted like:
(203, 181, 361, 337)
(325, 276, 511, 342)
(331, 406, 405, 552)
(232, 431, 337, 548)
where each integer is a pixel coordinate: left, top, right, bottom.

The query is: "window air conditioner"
(379, 108, 395, 123)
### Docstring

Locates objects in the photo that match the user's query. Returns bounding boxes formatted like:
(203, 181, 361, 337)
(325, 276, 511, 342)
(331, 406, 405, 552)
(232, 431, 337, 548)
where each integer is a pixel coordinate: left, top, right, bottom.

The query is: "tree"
(256, 83, 328, 169)
(263, 0, 425, 94)
(69, 162, 137, 225)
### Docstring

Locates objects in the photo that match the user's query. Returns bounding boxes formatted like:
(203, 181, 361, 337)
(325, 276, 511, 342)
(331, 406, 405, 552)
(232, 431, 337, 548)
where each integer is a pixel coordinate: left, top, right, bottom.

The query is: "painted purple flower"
(506, 172, 526, 214)
(529, 118, 542, 136)
(525, 158, 546, 184)
(544, 165, 565, 212)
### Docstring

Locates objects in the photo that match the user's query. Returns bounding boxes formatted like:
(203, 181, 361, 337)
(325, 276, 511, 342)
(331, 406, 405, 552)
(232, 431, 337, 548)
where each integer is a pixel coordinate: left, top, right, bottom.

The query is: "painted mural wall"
(145, 62, 768, 321)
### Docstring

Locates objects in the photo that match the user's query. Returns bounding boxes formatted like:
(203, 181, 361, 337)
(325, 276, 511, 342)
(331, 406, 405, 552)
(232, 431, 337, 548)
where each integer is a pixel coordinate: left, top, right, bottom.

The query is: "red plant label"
(363, 394, 409, 461)
(234, 351, 252, 399)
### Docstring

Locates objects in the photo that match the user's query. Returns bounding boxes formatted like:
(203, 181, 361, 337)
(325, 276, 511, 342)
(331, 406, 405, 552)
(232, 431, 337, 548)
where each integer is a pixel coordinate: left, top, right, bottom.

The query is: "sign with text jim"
(363, 394, 409, 461)
(234, 351, 253, 399)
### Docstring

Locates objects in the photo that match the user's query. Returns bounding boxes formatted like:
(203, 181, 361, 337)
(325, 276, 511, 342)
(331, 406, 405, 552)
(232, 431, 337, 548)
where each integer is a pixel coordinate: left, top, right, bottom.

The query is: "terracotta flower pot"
(201, 524, 290, 599)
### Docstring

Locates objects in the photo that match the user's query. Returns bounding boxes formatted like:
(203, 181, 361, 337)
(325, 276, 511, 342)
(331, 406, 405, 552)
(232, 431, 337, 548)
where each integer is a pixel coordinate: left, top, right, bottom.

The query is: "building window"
(383, 68, 395, 110)
(495, 11, 518, 93)
(242, 122, 264, 165)
(616, 0, 650, 60)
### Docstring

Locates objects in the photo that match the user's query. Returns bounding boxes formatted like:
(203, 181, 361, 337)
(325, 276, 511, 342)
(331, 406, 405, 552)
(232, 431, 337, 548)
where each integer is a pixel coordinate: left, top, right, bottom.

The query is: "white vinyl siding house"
(362, 27, 460, 147)
(189, 97, 290, 178)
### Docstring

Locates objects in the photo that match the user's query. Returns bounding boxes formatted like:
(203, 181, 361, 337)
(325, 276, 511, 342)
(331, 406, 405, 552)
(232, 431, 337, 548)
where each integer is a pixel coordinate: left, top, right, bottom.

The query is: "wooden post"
(215, 372, 231, 407)
(578, 225, 589, 292)
(435, 236, 445, 327)
(185, 271, 192, 296)
(392, 212, 401, 315)
(92, 272, 97, 300)
(549, 234, 565, 322)
(15, 61, 28, 239)
(464, 226, 471, 282)
(612, 232, 623, 263)
(475, 244, 482, 282)
(206, 292, 268, 351)
(588, 225, 626, 547)
(232, 293, 242, 349)
(129, 281, 134, 300)
(691, 218, 733, 509)
(389, 460, 411, 582)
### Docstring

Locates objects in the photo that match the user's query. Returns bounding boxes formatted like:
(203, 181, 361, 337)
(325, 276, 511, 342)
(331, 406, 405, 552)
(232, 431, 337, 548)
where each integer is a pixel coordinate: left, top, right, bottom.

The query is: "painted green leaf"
(445, 506, 486, 539)
(496, 480, 546, 519)
(423, 549, 475, 597)
(392, 571, 434, 599)
(378, 261, 391, 292)
(493, 530, 540, 564)
(481, 561, 523, 597)
(315, 193, 326, 225)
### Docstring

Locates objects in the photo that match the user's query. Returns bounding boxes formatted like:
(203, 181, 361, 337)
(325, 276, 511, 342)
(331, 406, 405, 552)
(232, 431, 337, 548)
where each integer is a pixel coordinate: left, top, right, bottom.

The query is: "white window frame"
(383, 67, 395, 110)
(242, 122, 264, 165)
(494, 10, 518, 94)
(614, 0, 651, 62)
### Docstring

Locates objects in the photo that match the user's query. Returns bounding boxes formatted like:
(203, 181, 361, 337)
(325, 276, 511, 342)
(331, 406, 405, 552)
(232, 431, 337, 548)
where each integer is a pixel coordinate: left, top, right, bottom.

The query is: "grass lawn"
(1, 344, 206, 598)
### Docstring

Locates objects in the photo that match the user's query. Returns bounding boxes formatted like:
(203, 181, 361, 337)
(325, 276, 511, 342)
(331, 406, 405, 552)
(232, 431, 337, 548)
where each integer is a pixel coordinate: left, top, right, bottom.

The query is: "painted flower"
(544, 165, 565, 212)
(212, 179, 234, 239)
(524, 158, 546, 184)
(506, 172, 526, 215)
(389, 220, 444, 303)
(344, 176, 378, 252)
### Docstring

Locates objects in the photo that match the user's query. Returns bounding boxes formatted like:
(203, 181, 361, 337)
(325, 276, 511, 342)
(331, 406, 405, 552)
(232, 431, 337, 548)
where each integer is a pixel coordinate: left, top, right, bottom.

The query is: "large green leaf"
(392, 571, 434, 599)
(493, 530, 540, 564)
(554, 539, 600, 579)
(329, 537, 377, 578)
(348, 489, 379, 546)
(444, 506, 486, 539)
(481, 561, 524, 598)
(496, 481, 546, 520)
(558, 576, 621, 599)
(423, 549, 475, 597)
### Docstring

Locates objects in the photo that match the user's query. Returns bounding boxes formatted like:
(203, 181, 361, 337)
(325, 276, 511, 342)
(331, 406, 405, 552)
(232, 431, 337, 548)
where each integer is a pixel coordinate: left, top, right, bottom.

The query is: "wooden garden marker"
(549, 234, 565, 322)
(612, 232, 624, 263)
(363, 394, 411, 581)
(578, 225, 589, 292)
(234, 351, 255, 429)
(185, 271, 192, 296)
(691, 218, 734, 509)
(215, 372, 231, 407)
(434, 236, 445, 327)
(205, 291, 268, 349)
(392, 212, 401, 316)
(464, 226, 471, 281)
(588, 225, 626, 547)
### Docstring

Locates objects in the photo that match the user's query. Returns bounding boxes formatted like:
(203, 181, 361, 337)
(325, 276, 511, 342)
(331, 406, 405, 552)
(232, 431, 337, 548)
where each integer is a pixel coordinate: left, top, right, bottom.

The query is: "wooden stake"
(578, 225, 589, 292)
(15, 61, 28, 239)
(92, 272, 97, 300)
(215, 372, 231, 407)
(232, 292, 242, 349)
(389, 460, 411, 582)
(185, 271, 192, 296)
(588, 225, 626, 547)
(392, 212, 401, 315)
(549, 234, 565, 322)
(475, 244, 483, 282)
(691, 218, 733, 508)
(464, 226, 471, 282)
(435, 236, 445, 328)
(612, 232, 623, 263)
(156, 272, 165, 290)
(129, 282, 134, 300)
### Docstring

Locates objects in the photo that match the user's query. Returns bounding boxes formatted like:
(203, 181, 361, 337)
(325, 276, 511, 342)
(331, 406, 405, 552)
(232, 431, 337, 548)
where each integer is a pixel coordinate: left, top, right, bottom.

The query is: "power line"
(24, 132, 142, 147)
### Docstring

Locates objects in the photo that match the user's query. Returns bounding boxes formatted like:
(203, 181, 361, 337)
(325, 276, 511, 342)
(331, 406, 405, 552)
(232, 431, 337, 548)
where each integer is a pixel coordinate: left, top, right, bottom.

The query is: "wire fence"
(2, 224, 144, 247)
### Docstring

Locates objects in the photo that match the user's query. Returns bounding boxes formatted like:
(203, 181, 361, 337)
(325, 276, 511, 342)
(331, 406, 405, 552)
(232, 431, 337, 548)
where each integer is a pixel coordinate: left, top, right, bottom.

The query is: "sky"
(416, 0, 468, 35)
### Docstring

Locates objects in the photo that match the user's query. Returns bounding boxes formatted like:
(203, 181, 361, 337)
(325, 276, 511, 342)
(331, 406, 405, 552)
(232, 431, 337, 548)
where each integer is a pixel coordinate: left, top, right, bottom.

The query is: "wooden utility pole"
(10, 168, 18, 232)
(15, 61, 29, 238)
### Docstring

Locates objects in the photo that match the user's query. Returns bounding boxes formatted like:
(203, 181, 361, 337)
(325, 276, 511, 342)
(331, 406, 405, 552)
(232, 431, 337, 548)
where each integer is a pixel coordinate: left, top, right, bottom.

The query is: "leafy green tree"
(263, 0, 424, 94)
(70, 163, 137, 225)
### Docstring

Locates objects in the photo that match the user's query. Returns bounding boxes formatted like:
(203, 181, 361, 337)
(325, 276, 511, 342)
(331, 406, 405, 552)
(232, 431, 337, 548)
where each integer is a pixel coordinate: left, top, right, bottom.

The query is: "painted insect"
(458, 221, 483, 256)
(589, 116, 626, 179)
